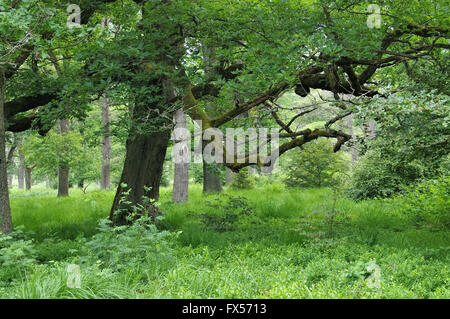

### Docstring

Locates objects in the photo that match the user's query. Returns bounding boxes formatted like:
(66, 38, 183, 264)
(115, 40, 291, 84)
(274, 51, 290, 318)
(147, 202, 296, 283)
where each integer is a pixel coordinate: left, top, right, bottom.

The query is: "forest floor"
(1, 185, 449, 298)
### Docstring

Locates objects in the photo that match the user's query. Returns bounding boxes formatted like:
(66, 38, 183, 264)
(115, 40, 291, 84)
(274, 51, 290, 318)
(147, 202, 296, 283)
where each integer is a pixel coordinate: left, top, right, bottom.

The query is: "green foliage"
(9, 189, 111, 240)
(439, 154, 450, 176)
(1, 186, 449, 298)
(230, 168, 255, 190)
(350, 91, 449, 200)
(84, 217, 175, 271)
(21, 129, 100, 186)
(190, 163, 226, 185)
(200, 195, 254, 232)
(392, 177, 450, 229)
(0, 227, 36, 284)
(348, 149, 427, 200)
(283, 138, 349, 188)
(190, 163, 203, 184)
(2, 0, 450, 300)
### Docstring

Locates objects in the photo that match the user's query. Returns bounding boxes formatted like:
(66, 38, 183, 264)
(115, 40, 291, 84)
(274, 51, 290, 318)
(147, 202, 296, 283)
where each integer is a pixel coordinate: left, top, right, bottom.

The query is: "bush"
(348, 149, 427, 200)
(84, 217, 176, 270)
(439, 154, 450, 176)
(230, 168, 255, 190)
(191, 163, 203, 184)
(394, 176, 450, 229)
(200, 195, 255, 232)
(0, 227, 36, 284)
(350, 91, 449, 200)
(283, 138, 349, 188)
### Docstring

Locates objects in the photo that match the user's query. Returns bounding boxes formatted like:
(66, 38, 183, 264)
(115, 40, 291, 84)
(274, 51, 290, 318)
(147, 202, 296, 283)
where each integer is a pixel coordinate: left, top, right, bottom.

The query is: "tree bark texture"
(101, 95, 111, 190)
(0, 69, 12, 234)
(172, 109, 189, 203)
(58, 119, 70, 197)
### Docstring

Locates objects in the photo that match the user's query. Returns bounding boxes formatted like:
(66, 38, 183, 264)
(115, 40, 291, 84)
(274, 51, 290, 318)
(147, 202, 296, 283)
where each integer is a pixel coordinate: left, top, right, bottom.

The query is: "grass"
(10, 188, 111, 241)
(0, 184, 449, 298)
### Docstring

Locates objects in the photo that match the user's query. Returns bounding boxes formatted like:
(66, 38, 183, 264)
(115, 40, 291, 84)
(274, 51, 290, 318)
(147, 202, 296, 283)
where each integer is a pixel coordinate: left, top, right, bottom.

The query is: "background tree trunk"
(201, 46, 223, 194)
(6, 144, 16, 166)
(110, 130, 170, 225)
(6, 145, 15, 187)
(25, 166, 32, 190)
(18, 144, 25, 189)
(0, 68, 12, 234)
(201, 109, 222, 193)
(347, 114, 358, 163)
(203, 162, 223, 193)
(58, 119, 70, 197)
(45, 174, 50, 189)
(49, 52, 69, 196)
(172, 109, 189, 203)
(101, 95, 111, 190)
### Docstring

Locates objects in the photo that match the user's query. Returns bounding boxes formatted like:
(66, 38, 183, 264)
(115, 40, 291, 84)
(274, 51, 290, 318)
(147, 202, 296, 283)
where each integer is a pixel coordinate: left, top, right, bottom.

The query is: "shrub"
(350, 91, 449, 200)
(191, 163, 203, 184)
(200, 195, 255, 232)
(84, 217, 175, 270)
(395, 176, 450, 228)
(348, 149, 427, 200)
(439, 154, 450, 176)
(0, 227, 36, 284)
(283, 138, 349, 188)
(230, 168, 255, 190)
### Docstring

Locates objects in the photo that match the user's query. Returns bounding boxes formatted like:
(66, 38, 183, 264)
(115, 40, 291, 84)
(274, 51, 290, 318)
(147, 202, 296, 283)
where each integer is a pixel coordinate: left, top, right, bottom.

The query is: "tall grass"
(1, 184, 448, 299)
(10, 189, 112, 240)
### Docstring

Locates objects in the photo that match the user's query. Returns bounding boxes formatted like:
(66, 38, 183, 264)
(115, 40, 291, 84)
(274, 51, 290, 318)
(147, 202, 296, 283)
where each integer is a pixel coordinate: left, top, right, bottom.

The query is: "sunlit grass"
(10, 188, 112, 240)
(2, 184, 449, 299)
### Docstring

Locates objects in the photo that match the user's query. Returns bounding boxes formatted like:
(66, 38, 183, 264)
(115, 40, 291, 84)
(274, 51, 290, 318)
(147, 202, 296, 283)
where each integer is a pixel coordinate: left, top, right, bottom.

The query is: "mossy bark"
(110, 130, 170, 225)
(0, 68, 12, 234)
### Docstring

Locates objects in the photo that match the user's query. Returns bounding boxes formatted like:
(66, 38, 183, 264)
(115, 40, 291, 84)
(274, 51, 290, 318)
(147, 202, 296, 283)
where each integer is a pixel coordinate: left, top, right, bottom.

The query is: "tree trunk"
(108, 6, 181, 225)
(172, 109, 189, 203)
(101, 95, 111, 190)
(58, 119, 70, 197)
(201, 128, 222, 193)
(58, 166, 70, 196)
(110, 130, 170, 225)
(203, 162, 223, 193)
(203, 165, 223, 193)
(25, 167, 32, 190)
(6, 146, 15, 187)
(0, 68, 12, 234)
(347, 114, 358, 163)
(201, 46, 223, 194)
(6, 145, 17, 166)
(45, 174, 50, 189)
(18, 145, 25, 189)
